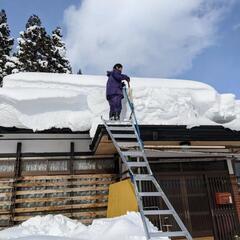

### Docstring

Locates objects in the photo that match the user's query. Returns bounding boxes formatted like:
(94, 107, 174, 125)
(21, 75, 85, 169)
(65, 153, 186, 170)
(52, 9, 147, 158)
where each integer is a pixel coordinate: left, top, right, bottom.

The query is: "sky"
(1, 0, 240, 98)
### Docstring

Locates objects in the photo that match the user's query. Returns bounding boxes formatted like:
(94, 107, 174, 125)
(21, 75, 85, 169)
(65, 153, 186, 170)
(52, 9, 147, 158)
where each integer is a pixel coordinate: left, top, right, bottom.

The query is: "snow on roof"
(0, 212, 167, 240)
(1, 72, 240, 137)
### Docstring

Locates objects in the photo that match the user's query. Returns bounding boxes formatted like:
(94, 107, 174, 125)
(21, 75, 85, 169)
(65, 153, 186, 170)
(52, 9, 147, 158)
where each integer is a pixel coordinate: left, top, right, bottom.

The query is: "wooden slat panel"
(21, 174, 116, 180)
(0, 174, 116, 227)
(71, 210, 107, 218)
(15, 195, 108, 204)
(0, 214, 11, 220)
(16, 180, 114, 188)
(16, 186, 109, 195)
(0, 192, 12, 198)
(0, 179, 15, 183)
(15, 202, 107, 213)
(0, 210, 11, 214)
(0, 177, 13, 228)
(14, 210, 107, 222)
(0, 185, 13, 189)
(0, 201, 12, 206)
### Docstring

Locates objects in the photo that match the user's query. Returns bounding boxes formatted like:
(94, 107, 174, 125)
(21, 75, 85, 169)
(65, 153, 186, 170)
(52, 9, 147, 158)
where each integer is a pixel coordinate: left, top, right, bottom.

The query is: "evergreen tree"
(77, 69, 82, 75)
(16, 15, 52, 72)
(0, 9, 14, 86)
(4, 54, 21, 75)
(51, 27, 72, 73)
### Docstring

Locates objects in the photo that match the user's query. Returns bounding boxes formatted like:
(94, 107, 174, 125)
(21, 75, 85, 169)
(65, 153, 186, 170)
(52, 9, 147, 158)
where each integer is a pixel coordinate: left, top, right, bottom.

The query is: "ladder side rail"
(132, 176, 151, 239)
(130, 120, 144, 152)
(126, 119, 155, 236)
(123, 87, 143, 148)
(102, 87, 193, 239)
(151, 178, 193, 239)
(123, 88, 154, 177)
(102, 118, 151, 239)
(123, 89, 192, 239)
(102, 119, 193, 240)
(101, 118, 134, 176)
(129, 122, 153, 176)
(141, 154, 153, 176)
(130, 122, 191, 238)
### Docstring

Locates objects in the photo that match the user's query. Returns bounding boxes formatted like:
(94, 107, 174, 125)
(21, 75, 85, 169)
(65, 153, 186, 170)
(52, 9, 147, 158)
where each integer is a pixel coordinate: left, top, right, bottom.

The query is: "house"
(0, 72, 240, 239)
(0, 124, 240, 240)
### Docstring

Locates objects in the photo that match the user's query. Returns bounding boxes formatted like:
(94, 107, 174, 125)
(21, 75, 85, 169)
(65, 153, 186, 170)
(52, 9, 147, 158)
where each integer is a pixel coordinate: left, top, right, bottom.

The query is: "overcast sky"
(1, 0, 240, 97)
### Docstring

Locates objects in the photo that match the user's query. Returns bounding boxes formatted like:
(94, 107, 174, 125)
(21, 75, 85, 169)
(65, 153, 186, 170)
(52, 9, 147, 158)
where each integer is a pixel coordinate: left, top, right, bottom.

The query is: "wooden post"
(70, 142, 74, 174)
(10, 142, 22, 226)
(15, 142, 22, 178)
(69, 142, 75, 217)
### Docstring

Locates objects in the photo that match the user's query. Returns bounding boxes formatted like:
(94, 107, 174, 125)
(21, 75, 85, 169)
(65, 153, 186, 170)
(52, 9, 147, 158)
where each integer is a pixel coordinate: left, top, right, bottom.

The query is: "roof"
(1, 125, 240, 158)
(0, 126, 88, 134)
(90, 124, 240, 154)
(1, 72, 240, 135)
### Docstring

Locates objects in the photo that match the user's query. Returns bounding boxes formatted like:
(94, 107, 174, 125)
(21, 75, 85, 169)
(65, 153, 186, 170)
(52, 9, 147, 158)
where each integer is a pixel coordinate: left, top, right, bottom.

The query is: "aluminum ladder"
(101, 89, 192, 240)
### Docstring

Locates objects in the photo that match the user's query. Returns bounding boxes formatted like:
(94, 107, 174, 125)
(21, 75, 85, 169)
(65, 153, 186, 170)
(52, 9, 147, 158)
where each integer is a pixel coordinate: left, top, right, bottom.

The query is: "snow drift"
(0, 212, 168, 240)
(1, 72, 240, 136)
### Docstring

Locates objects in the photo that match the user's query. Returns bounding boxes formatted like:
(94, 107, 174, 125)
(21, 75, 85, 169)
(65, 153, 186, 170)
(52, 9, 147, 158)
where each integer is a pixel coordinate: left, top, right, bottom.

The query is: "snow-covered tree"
(4, 54, 21, 75)
(0, 9, 15, 86)
(50, 27, 72, 73)
(16, 15, 52, 72)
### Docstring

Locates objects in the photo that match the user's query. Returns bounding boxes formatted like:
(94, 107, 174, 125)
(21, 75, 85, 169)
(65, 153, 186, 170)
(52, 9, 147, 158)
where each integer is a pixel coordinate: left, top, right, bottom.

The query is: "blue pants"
(108, 95, 122, 117)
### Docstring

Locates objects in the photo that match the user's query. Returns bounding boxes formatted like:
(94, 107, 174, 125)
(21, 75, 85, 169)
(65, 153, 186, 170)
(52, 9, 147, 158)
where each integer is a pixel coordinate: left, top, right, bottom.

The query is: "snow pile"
(0, 212, 167, 240)
(1, 72, 240, 136)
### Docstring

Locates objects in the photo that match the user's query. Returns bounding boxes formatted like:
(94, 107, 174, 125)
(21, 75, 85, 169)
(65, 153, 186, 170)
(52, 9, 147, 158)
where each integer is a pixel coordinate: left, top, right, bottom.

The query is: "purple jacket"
(106, 69, 130, 100)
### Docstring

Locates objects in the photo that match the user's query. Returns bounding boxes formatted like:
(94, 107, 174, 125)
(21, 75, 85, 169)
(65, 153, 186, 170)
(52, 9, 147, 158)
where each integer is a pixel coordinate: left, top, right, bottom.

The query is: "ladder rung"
(118, 142, 139, 148)
(122, 151, 144, 157)
(143, 210, 173, 215)
(150, 231, 188, 237)
(134, 175, 153, 181)
(105, 120, 131, 124)
(139, 192, 162, 197)
(127, 162, 148, 167)
(112, 134, 136, 139)
(108, 126, 134, 131)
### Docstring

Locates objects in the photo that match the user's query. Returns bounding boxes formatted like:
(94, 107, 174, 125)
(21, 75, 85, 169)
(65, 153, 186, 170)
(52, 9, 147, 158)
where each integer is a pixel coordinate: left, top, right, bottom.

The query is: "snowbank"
(0, 212, 167, 240)
(1, 72, 240, 136)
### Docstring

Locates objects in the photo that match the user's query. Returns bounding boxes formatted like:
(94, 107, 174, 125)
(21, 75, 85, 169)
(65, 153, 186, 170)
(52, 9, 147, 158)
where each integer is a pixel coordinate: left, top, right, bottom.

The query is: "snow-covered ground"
(1, 72, 240, 137)
(0, 212, 167, 240)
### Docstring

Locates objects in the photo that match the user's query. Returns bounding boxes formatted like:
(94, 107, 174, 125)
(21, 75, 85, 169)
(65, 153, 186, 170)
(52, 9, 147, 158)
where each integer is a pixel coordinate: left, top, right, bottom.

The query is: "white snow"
(0, 212, 167, 240)
(1, 72, 240, 136)
(0, 23, 7, 29)
(4, 62, 16, 68)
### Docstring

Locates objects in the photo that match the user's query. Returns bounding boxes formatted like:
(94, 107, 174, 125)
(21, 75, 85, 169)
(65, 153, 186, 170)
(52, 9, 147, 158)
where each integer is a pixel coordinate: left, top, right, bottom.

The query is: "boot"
(115, 112, 120, 121)
(109, 112, 114, 121)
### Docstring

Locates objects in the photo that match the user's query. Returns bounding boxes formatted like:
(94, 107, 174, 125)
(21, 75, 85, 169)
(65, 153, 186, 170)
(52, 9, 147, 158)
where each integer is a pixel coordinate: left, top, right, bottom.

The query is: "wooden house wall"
(0, 174, 117, 228)
(0, 153, 118, 228)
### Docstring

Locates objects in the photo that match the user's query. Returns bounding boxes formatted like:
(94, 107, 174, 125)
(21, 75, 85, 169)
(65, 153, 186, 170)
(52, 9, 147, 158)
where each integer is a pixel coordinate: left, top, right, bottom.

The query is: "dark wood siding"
(91, 125, 240, 152)
(140, 161, 240, 238)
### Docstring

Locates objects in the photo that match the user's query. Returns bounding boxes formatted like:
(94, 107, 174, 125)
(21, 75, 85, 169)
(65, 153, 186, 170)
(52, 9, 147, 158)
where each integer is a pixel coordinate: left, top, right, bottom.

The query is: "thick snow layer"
(1, 72, 240, 136)
(0, 212, 168, 240)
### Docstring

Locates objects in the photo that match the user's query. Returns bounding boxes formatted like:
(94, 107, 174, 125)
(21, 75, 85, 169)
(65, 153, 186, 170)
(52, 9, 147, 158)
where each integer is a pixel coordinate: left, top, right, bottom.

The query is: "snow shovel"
(123, 81, 134, 119)
(128, 87, 134, 119)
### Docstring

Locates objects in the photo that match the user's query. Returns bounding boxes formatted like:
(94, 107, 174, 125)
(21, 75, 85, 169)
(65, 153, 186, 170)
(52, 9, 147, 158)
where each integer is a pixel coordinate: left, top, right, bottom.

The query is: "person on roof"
(106, 63, 130, 121)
